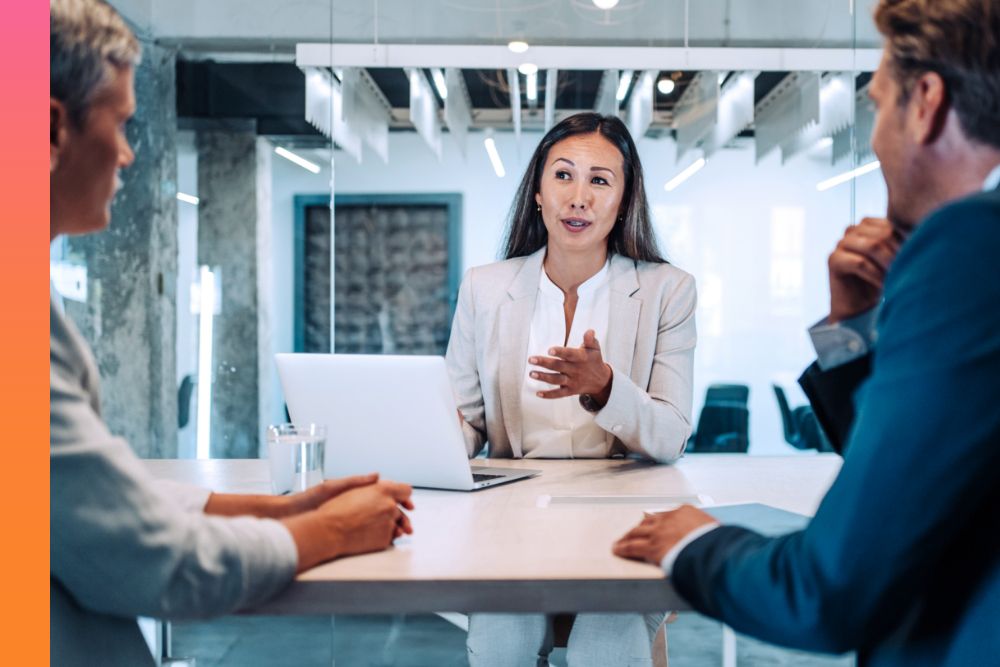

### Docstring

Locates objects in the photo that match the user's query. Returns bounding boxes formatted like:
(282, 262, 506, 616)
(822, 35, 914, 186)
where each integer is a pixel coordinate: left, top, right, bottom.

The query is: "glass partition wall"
(53, 0, 885, 460)
(300, 0, 884, 455)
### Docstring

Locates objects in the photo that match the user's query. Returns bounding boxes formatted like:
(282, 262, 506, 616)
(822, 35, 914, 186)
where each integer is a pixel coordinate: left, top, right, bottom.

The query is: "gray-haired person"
(50, 1, 414, 664)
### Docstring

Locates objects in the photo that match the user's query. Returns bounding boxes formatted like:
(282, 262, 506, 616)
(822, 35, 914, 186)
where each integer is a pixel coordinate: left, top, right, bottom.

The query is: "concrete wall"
(196, 131, 274, 458)
(63, 41, 179, 458)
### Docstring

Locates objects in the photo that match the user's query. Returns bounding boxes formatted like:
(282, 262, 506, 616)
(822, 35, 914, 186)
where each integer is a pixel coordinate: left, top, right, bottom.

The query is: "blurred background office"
(50, 1, 883, 662)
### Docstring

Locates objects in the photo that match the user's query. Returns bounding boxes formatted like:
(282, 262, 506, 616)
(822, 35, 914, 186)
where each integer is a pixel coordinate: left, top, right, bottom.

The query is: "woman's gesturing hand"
(529, 329, 614, 405)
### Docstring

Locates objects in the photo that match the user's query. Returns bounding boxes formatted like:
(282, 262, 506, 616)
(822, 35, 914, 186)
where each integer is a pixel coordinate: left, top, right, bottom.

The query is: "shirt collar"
(539, 258, 611, 300)
(984, 163, 1000, 192)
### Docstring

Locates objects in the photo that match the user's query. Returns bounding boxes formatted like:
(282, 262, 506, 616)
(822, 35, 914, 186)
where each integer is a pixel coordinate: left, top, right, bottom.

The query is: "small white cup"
(267, 424, 326, 495)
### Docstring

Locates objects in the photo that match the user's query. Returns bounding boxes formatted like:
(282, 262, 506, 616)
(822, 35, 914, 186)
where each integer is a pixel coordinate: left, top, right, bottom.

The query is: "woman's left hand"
(529, 329, 613, 404)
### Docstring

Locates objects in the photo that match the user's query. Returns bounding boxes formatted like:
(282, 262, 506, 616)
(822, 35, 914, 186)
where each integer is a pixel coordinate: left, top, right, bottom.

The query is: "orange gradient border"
(0, 0, 49, 658)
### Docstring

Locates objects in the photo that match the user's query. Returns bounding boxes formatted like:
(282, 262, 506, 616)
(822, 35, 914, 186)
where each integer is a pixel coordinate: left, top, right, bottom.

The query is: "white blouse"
(521, 261, 611, 458)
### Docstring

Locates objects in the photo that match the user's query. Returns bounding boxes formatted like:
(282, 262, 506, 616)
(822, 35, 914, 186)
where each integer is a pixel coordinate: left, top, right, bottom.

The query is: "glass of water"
(267, 423, 326, 495)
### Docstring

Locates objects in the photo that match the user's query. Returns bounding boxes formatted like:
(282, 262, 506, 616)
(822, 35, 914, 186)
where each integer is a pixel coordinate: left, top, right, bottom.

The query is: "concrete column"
(63, 41, 179, 458)
(197, 131, 274, 458)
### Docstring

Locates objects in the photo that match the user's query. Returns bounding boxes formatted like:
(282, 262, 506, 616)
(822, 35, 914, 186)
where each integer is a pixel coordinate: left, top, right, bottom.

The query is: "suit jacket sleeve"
(797, 353, 871, 456)
(594, 271, 696, 463)
(445, 267, 488, 457)
(50, 307, 298, 620)
(672, 197, 1000, 653)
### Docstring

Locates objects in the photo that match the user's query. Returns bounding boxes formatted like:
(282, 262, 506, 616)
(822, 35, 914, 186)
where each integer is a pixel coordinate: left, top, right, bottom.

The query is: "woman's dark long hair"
(501, 112, 666, 263)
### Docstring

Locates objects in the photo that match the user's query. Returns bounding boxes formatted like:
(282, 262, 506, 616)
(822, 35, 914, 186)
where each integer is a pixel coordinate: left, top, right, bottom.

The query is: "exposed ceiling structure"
(118, 0, 882, 56)
(123, 0, 881, 165)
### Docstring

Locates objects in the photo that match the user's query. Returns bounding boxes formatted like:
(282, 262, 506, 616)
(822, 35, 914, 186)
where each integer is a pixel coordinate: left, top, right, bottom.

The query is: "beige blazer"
(445, 247, 696, 463)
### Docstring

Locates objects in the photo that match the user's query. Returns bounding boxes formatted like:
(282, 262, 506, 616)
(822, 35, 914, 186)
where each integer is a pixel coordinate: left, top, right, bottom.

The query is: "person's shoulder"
(897, 189, 1000, 272)
(458, 256, 530, 305)
(885, 189, 1000, 310)
(631, 258, 696, 293)
(926, 187, 1000, 232)
(472, 255, 530, 278)
(468, 256, 530, 281)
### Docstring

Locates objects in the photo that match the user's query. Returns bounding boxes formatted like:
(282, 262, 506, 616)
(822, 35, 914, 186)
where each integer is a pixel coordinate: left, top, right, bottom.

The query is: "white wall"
(268, 129, 887, 455)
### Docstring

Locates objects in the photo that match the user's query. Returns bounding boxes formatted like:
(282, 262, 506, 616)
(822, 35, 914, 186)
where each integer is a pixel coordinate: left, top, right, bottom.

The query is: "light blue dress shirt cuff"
(808, 306, 880, 371)
(659, 522, 721, 575)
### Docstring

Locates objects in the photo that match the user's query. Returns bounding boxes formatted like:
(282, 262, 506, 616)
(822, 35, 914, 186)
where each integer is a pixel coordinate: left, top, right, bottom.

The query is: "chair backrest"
(772, 383, 800, 444)
(794, 406, 835, 452)
(705, 383, 749, 405)
(177, 374, 196, 429)
(689, 403, 750, 453)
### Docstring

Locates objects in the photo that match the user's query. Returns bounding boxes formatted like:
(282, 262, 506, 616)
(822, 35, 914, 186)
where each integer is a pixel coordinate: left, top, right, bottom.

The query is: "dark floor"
(171, 613, 854, 666)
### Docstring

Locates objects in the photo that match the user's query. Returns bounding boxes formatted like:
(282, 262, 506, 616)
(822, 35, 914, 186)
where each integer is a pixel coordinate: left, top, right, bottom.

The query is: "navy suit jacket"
(799, 354, 870, 456)
(673, 185, 1000, 666)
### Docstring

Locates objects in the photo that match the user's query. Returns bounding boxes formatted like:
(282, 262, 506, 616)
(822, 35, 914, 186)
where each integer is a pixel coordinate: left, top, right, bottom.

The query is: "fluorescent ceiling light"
(656, 78, 676, 95)
(664, 157, 706, 191)
(507, 40, 529, 54)
(518, 62, 538, 76)
(593, 0, 620, 8)
(176, 192, 200, 206)
(525, 70, 538, 103)
(275, 146, 321, 174)
(431, 68, 448, 100)
(616, 70, 634, 101)
(816, 160, 881, 192)
(484, 134, 506, 178)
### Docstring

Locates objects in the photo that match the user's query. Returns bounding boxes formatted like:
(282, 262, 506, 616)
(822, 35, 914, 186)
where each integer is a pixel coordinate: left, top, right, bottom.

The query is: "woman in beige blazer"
(447, 113, 696, 666)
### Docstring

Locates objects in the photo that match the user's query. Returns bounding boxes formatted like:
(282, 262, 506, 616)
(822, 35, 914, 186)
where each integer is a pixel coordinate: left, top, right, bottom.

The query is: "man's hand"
(828, 217, 903, 323)
(283, 473, 381, 517)
(529, 329, 613, 406)
(283, 480, 414, 573)
(204, 473, 382, 519)
(613, 505, 717, 566)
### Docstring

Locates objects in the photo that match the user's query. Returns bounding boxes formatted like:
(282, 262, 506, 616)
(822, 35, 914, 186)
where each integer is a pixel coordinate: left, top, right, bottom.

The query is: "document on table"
(702, 503, 810, 536)
(536, 494, 711, 508)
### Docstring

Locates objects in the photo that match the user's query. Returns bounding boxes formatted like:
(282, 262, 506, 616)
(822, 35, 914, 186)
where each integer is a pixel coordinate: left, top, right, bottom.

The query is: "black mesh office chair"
(772, 383, 833, 452)
(688, 384, 751, 453)
(705, 383, 750, 405)
(177, 374, 196, 429)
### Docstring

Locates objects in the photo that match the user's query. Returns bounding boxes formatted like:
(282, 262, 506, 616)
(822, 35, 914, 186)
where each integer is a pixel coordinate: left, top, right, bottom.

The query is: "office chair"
(772, 383, 833, 452)
(177, 374, 196, 429)
(688, 384, 751, 453)
(704, 383, 750, 405)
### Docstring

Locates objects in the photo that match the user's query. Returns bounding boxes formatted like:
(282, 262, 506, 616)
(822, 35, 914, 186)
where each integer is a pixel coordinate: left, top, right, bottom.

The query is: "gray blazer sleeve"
(446, 267, 488, 457)
(593, 272, 697, 463)
(51, 322, 298, 620)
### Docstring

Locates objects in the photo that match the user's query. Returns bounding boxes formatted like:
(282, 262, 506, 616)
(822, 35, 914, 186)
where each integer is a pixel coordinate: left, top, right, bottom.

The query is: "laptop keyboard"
(472, 473, 505, 483)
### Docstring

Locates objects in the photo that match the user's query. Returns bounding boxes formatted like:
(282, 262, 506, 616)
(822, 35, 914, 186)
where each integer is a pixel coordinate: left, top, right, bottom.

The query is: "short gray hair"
(51, 0, 141, 125)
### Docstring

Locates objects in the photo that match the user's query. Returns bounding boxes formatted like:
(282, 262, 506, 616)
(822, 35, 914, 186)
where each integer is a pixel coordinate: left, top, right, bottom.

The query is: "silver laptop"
(275, 353, 540, 491)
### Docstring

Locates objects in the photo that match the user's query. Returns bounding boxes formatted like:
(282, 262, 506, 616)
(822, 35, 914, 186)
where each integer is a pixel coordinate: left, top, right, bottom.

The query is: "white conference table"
(146, 454, 841, 615)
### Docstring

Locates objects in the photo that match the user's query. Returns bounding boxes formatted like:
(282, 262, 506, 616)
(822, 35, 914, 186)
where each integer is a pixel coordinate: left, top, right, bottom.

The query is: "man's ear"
(908, 71, 948, 146)
(51, 98, 69, 172)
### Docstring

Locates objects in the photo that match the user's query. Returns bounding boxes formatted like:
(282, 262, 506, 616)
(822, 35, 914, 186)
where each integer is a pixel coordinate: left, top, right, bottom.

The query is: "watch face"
(579, 394, 600, 413)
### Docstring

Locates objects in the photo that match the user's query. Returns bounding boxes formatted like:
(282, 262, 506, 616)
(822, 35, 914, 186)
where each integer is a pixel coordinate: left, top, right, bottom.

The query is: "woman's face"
(534, 132, 626, 258)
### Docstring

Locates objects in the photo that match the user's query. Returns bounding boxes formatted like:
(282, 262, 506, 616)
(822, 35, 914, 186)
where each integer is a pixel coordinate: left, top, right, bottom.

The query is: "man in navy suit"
(613, 0, 1000, 664)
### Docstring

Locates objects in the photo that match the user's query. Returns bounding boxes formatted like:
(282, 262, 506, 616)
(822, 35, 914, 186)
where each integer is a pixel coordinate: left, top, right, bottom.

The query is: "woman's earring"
(537, 205, 542, 213)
